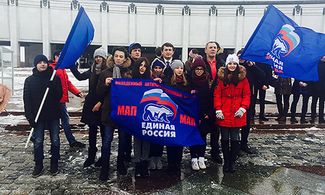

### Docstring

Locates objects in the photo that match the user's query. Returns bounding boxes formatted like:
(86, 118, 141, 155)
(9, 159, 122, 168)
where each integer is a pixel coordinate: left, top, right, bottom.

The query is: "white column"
(182, 16, 190, 62)
(322, 8, 325, 33)
(235, 6, 245, 52)
(293, 5, 302, 26)
(41, 2, 50, 57)
(155, 5, 163, 47)
(209, 6, 217, 41)
(181, 6, 190, 62)
(101, 8, 108, 53)
(128, 3, 136, 44)
(8, 0, 19, 68)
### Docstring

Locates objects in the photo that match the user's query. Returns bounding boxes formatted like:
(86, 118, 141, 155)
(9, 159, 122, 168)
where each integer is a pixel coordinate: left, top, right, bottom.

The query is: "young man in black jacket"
(24, 54, 62, 177)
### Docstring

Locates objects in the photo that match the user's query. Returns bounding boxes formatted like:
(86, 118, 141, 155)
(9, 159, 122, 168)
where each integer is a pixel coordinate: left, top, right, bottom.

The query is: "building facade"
(1, 0, 325, 67)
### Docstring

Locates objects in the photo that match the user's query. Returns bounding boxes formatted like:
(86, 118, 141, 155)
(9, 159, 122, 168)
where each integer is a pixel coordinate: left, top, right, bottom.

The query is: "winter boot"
(230, 141, 240, 173)
(134, 162, 141, 178)
(141, 161, 149, 177)
(32, 161, 44, 178)
(99, 158, 109, 181)
(83, 147, 97, 168)
(221, 140, 230, 173)
(117, 157, 127, 175)
(50, 159, 59, 176)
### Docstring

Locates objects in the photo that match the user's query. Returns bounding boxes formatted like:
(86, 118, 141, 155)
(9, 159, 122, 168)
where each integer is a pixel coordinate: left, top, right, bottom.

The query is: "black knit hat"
(33, 54, 49, 66)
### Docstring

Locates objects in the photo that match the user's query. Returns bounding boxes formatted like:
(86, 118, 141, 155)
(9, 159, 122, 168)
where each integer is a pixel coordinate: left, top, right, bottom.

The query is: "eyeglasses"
(195, 67, 204, 71)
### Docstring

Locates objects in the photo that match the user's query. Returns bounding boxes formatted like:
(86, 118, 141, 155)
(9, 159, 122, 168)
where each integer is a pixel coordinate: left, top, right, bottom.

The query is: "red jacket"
(214, 66, 250, 127)
(50, 62, 81, 103)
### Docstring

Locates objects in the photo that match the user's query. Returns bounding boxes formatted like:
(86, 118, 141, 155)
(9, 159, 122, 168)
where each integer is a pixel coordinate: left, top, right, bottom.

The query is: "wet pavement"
(0, 126, 324, 194)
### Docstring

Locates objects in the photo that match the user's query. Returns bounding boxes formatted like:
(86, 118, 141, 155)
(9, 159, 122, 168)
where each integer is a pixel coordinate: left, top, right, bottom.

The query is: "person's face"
(194, 66, 204, 77)
(162, 46, 174, 60)
(205, 43, 218, 58)
(114, 51, 126, 65)
(174, 66, 184, 76)
(153, 66, 163, 74)
(227, 62, 238, 72)
(139, 61, 147, 75)
(95, 56, 104, 65)
(36, 61, 48, 72)
(130, 48, 141, 60)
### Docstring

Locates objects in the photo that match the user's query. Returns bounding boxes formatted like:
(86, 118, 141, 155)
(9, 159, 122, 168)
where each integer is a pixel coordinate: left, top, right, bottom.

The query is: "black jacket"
(23, 67, 62, 123)
(241, 61, 265, 95)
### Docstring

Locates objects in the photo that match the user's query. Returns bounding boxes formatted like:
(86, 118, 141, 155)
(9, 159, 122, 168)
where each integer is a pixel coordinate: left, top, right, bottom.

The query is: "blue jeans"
(102, 125, 114, 163)
(33, 119, 60, 162)
(60, 103, 76, 144)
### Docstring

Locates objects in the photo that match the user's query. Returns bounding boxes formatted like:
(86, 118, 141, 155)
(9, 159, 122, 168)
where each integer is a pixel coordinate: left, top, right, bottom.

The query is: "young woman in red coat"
(213, 54, 250, 173)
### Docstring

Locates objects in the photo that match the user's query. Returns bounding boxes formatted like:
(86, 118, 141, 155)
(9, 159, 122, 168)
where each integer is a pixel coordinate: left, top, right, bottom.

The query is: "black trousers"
(276, 94, 290, 117)
(252, 88, 266, 117)
(311, 95, 325, 120)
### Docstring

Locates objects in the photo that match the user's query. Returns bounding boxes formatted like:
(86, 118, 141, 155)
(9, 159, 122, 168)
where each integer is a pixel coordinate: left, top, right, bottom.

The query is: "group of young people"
(24, 40, 325, 181)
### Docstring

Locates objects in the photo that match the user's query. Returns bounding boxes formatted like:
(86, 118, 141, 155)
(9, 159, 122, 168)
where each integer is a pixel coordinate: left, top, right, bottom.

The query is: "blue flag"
(241, 5, 325, 81)
(110, 79, 204, 147)
(56, 7, 94, 69)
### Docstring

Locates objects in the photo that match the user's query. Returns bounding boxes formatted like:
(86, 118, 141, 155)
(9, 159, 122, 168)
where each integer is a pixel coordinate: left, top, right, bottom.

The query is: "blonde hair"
(171, 72, 188, 86)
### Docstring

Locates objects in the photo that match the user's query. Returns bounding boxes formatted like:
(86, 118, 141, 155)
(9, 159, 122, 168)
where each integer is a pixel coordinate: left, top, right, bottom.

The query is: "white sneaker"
(191, 158, 200, 171)
(148, 158, 156, 170)
(156, 157, 163, 170)
(198, 157, 206, 169)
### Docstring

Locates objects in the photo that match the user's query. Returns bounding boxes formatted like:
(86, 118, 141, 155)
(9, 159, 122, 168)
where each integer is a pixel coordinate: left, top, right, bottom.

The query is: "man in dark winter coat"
(202, 41, 224, 164)
(23, 54, 62, 177)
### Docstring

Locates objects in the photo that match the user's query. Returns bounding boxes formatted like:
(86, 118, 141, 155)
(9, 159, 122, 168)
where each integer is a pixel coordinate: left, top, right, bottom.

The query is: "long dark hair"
(132, 57, 151, 79)
(223, 64, 240, 86)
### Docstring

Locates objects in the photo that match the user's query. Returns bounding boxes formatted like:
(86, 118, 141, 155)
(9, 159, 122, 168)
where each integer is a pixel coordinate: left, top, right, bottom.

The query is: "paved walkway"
(0, 126, 324, 194)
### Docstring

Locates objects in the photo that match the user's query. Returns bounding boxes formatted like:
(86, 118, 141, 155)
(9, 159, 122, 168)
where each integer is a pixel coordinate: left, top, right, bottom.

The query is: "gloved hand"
(234, 107, 246, 118)
(28, 119, 37, 128)
(215, 110, 224, 120)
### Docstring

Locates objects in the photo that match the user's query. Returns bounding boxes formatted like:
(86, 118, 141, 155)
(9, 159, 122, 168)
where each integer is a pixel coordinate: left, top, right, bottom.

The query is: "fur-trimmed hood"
(106, 55, 132, 69)
(217, 65, 247, 81)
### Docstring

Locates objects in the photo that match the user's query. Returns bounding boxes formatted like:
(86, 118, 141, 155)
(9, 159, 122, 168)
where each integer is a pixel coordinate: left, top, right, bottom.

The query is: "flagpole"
(25, 69, 57, 148)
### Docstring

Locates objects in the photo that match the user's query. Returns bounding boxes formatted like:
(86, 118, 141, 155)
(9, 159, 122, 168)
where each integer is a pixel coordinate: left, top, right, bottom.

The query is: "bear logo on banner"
(271, 24, 300, 59)
(140, 88, 178, 123)
(143, 103, 174, 123)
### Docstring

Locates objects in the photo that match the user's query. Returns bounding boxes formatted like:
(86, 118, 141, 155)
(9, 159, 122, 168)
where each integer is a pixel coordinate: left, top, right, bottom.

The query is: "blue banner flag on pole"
(56, 6, 94, 69)
(241, 5, 325, 81)
(110, 79, 204, 147)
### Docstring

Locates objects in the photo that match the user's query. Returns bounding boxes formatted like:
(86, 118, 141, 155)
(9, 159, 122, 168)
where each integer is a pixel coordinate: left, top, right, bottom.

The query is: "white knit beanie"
(225, 54, 239, 65)
(170, 60, 184, 70)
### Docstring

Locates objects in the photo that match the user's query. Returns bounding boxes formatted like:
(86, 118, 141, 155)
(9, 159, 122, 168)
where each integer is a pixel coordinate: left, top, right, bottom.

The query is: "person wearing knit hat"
(33, 54, 49, 67)
(129, 42, 142, 61)
(24, 54, 63, 177)
(93, 47, 107, 59)
(165, 59, 190, 175)
(189, 57, 211, 171)
(150, 58, 166, 84)
(225, 54, 239, 66)
(151, 58, 166, 70)
(170, 60, 184, 71)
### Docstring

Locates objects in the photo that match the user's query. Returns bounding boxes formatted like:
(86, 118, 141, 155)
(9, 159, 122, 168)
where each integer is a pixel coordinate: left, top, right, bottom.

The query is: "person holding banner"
(188, 57, 212, 171)
(166, 59, 192, 175)
(148, 58, 166, 170)
(96, 47, 132, 180)
(23, 54, 62, 177)
(132, 57, 152, 177)
(214, 54, 250, 173)
(50, 51, 86, 149)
